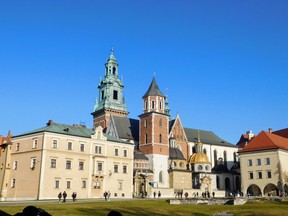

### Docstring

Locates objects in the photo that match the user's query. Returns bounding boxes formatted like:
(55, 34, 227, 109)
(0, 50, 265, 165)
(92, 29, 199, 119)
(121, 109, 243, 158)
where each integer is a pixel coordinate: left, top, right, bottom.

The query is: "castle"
(0, 49, 240, 200)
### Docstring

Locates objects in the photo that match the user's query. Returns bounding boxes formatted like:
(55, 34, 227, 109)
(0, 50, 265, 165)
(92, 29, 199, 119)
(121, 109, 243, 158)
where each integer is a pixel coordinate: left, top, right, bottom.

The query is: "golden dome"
(189, 153, 210, 164)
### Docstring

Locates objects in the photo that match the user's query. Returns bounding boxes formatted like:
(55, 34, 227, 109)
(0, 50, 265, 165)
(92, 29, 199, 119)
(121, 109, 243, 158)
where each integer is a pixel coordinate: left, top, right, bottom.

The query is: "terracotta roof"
(239, 131, 288, 153)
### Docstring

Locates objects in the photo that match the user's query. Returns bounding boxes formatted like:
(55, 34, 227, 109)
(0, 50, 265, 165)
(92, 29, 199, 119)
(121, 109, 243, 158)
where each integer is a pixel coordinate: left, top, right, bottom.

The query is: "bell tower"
(91, 48, 128, 129)
(139, 77, 170, 187)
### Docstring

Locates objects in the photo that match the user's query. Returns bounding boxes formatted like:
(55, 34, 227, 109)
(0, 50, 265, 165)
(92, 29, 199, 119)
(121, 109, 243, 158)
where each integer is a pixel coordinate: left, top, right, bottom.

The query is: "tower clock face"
(198, 165, 203, 170)
(205, 165, 209, 171)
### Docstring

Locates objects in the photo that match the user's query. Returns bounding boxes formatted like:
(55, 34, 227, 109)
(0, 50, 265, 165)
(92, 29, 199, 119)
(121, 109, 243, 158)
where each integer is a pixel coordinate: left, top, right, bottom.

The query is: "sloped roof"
(134, 150, 148, 160)
(236, 134, 250, 148)
(273, 128, 288, 139)
(12, 121, 128, 144)
(169, 147, 185, 160)
(13, 122, 94, 138)
(184, 128, 235, 147)
(239, 131, 288, 153)
(142, 77, 164, 98)
(112, 116, 139, 141)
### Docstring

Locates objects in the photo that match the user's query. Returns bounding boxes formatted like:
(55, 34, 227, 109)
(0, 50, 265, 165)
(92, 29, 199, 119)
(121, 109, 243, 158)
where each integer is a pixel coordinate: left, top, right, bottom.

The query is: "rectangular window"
(123, 165, 127, 173)
(80, 144, 85, 152)
(95, 146, 102, 154)
(113, 90, 118, 100)
(55, 180, 60, 188)
(67, 141, 73, 150)
(152, 101, 155, 109)
(267, 171, 272, 178)
(114, 164, 118, 173)
(66, 160, 71, 169)
(94, 181, 101, 189)
(13, 161, 18, 170)
(249, 172, 253, 179)
(101, 90, 104, 100)
(265, 158, 270, 165)
(257, 171, 262, 179)
(32, 139, 38, 149)
(31, 158, 36, 169)
(82, 180, 86, 188)
(67, 181, 71, 189)
(248, 159, 252, 166)
(79, 161, 84, 170)
(115, 148, 119, 156)
(118, 182, 123, 190)
(11, 179, 16, 188)
(51, 159, 57, 168)
(256, 159, 261, 166)
(97, 162, 103, 171)
(52, 140, 58, 148)
(16, 143, 20, 151)
(124, 149, 127, 157)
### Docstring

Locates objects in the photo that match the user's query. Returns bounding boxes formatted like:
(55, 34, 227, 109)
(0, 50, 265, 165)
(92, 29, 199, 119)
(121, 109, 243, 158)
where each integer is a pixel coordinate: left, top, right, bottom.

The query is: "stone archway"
(247, 184, 261, 196)
(264, 183, 279, 196)
(200, 176, 212, 194)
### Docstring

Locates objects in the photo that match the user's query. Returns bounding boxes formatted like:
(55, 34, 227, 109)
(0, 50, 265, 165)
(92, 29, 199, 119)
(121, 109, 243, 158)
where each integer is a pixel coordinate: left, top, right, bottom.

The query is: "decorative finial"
(153, 72, 156, 77)
(197, 130, 201, 143)
(111, 46, 114, 55)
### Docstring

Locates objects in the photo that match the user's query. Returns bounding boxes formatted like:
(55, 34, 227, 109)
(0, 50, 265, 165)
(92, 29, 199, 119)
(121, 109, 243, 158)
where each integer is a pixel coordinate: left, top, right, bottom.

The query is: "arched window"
(233, 152, 237, 163)
(203, 148, 207, 155)
(216, 176, 220, 189)
(159, 134, 162, 143)
(225, 177, 231, 190)
(145, 134, 148, 144)
(214, 150, 217, 167)
(224, 151, 227, 167)
(159, 171, 163, 183)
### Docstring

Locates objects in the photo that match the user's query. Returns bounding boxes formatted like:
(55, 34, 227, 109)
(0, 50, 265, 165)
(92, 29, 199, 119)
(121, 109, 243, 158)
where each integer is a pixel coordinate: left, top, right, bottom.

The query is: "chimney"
(246, 130, 254, 140)
(47, 120, 54, 126)
(269, 128, 273, 133)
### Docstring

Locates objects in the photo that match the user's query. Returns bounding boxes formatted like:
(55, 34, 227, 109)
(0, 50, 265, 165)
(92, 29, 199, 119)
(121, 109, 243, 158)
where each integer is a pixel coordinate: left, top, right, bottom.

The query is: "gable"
(169, 115, 188, 142)
(239, 131, 288, 153)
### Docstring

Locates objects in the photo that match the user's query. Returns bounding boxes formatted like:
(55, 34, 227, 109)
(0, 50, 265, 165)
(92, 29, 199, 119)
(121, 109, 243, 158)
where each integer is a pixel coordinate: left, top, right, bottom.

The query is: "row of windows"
(248, 158, 270, 166)
(144, 99, 163, 110)
(13, 159, 128, 173)
(248, 170, 272, 180)
(15, 141, 128, 157)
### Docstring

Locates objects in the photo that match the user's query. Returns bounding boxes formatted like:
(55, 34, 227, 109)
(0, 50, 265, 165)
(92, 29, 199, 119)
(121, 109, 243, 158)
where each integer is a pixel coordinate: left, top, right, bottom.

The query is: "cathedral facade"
(96, 49, 240, 198)
(0, 49, 240, 200)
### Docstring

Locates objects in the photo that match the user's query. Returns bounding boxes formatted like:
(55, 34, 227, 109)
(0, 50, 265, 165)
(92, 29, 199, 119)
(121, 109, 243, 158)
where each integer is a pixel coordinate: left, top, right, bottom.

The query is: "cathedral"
(92, 48, 240, 198)
(0, 48, 240, 201)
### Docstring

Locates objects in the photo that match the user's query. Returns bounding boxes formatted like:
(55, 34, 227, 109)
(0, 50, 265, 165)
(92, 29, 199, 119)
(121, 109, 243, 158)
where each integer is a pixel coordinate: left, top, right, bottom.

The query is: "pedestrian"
(212, 191, 215, 198)
(62, 191, 67, 202)
(153, 191, 156, 198)
(108, 191, 111, 201)
(58, 192, 62, 203)
(72, 192, 77, 202)
(104, 191, 108, 201)
(158, 191, 161, 198)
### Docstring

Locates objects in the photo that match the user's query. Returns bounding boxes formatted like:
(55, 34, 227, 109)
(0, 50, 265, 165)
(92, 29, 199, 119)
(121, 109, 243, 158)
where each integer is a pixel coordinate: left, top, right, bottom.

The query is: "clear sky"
(1, 0, 287, 144)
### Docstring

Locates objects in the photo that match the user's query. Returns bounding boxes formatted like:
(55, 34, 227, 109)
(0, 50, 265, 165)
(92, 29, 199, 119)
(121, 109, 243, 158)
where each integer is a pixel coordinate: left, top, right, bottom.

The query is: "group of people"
(57, 191, 77, 203)
(103, 191, 111, 201)
(153, 191, 161, 198)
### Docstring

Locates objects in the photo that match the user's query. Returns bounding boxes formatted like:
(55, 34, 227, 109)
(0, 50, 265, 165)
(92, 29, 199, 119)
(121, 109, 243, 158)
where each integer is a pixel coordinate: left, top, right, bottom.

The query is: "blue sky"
(1, 0, 287, 144)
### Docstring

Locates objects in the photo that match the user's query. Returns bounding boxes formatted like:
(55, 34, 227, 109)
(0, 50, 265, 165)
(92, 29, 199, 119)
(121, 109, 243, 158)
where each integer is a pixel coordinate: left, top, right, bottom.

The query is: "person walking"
(58, 192, 62, 203)
(104, 191, 108, 201)
(62, 191, 67, 203)
(153, 191, 156, 198)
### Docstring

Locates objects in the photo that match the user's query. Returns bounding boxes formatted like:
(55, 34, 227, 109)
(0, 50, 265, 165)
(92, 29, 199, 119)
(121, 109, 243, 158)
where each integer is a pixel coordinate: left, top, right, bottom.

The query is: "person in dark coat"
(62, 191, 67, 202)
(58, 192, 62, 203)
